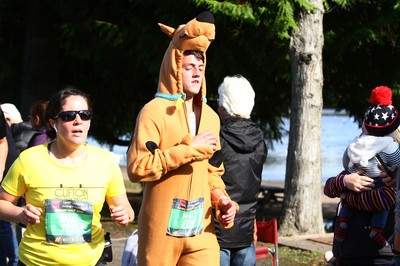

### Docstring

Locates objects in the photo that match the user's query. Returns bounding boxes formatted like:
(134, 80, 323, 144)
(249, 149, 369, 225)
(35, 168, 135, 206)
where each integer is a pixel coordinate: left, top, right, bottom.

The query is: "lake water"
(262, 110, 360, 184)
(88, 109, 361, 184)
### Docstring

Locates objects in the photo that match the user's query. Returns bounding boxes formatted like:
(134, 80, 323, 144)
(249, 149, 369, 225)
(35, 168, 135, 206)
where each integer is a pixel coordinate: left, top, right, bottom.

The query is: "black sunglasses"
(55, 110, 92, 122)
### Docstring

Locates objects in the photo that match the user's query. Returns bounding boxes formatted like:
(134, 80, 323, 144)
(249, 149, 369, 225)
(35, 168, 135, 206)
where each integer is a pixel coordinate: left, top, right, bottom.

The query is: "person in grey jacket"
(212, 75, 267, 266)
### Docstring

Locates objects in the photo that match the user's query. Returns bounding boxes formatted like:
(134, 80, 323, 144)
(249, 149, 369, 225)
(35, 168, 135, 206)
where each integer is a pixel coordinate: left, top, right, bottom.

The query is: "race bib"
(45, 199, 93, 244)
(167, 197, 204, 237)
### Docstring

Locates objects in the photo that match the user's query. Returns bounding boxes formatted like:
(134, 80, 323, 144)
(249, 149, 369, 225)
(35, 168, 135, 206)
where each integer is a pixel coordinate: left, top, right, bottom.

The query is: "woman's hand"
(18, 204, 42, 226)
(344, 170, 375, 192)
(109, 205, 133, 227)
(106, 194, 134, 227)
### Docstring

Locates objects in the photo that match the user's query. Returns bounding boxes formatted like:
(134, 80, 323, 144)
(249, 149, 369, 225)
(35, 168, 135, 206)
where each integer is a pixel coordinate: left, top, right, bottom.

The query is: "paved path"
(107, 237, 129, 266)
(108, 233, 334, 265)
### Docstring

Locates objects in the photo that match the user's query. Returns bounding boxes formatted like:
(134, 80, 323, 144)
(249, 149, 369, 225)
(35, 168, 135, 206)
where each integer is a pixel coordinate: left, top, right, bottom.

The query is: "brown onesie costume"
(127, 12, 235, 266)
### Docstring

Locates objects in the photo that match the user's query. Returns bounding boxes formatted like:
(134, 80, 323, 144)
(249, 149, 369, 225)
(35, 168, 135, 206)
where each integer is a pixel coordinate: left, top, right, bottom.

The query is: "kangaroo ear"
(158, 23, 175, 38)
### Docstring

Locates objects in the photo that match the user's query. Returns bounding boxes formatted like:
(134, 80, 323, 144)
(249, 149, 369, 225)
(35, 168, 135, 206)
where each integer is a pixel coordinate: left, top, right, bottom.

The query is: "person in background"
(324, 169, 395, 265)
(336, 86, 400, 248)
(0, 103, 35, 152)
(0, 87, 134, 266)
(0, 108, 19, 266)
(0, 109, 7, 181)
(27, 100, 50, 148)
(14, 100, 50, 244)
(127, 12, 238, 265)
(211, 75, 267, 266)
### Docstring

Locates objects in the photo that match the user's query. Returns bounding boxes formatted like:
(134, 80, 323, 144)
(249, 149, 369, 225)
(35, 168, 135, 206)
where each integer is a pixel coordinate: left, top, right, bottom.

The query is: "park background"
(88, 109, 360, 184)
(2, 1, 400, 235)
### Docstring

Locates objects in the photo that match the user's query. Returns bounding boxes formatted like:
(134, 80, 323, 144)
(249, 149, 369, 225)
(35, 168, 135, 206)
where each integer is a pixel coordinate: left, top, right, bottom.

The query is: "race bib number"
(45, 199, 93, 244)
(167, 197, 204, 237)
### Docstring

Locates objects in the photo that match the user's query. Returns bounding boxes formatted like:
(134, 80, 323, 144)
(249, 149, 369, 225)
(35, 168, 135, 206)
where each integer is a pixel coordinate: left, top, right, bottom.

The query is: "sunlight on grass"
(256, 245, 325, 265)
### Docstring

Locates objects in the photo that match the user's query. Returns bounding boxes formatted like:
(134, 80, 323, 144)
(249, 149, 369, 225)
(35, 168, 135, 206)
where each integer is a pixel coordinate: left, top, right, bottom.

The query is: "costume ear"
(158, 23, 175, 38)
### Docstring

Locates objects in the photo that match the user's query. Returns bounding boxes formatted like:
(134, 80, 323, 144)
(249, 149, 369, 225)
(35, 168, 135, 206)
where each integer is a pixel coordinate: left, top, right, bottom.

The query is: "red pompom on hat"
(364, 86, 400, 136)
(370, 86, 393, 106)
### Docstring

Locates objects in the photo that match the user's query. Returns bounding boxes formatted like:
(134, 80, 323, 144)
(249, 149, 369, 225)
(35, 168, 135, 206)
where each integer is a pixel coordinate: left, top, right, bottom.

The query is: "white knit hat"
(217, 75, 255, 118)
(1, 103, 23, 123)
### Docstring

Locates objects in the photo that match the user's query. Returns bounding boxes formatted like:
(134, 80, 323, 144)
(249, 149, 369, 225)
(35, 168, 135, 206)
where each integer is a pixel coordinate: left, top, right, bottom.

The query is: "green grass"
(254, 241, 325, 266)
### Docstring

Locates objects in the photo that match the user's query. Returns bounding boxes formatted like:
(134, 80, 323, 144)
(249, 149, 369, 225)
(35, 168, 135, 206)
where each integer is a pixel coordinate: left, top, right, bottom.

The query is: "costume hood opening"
(156, 11, 215, 105)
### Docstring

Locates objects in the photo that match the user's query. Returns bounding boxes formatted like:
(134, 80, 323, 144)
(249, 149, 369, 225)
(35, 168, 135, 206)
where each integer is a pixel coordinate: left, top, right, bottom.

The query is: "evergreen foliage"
(1, 0, 400, 146)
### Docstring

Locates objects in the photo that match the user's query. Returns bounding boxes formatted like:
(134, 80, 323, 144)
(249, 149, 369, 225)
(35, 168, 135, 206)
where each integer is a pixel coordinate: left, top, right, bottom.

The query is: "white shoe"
(324, 250, 336, 264)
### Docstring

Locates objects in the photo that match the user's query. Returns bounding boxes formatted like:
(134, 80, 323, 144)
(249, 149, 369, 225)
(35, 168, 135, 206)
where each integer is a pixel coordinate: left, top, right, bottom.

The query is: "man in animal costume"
(127, 11, 238, 265)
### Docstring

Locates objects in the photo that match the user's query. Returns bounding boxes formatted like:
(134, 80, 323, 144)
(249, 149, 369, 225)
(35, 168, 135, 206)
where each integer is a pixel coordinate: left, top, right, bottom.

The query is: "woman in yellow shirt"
(0, 87, 134, 266)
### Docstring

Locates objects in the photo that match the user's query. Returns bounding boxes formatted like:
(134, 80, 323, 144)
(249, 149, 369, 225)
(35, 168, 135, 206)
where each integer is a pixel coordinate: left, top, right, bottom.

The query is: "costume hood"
(156, 11, 215, 106)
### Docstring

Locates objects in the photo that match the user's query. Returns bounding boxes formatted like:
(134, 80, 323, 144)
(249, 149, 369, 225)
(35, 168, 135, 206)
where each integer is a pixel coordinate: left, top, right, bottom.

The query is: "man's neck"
(185, 99, 194, 113)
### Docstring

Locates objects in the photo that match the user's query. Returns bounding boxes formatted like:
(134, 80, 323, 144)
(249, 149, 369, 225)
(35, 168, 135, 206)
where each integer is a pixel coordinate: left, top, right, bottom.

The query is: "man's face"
(182, 54, 204, 99)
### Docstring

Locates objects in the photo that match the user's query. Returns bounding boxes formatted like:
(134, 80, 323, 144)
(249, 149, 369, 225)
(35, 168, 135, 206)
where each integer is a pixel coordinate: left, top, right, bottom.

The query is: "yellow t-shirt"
(2, 143, 126, 266)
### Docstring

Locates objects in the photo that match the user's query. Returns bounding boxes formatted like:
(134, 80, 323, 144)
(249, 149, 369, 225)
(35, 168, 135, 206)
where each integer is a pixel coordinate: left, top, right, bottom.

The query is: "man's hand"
(217, 196, 237, 227)
(380, 171, 396, 188)
(192, 131, 217, 151)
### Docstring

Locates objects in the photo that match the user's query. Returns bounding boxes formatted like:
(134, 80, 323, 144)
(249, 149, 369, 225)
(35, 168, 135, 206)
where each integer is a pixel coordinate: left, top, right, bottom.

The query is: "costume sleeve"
(209, 162, 239, 229)
(127, 106, 215, 182)
(208, 161, 225, 191)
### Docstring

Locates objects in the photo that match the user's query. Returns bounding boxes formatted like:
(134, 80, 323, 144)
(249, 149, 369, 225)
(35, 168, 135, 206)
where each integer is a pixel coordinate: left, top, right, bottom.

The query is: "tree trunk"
(279, 0, 325, 235)
(21, 0, 58, 118)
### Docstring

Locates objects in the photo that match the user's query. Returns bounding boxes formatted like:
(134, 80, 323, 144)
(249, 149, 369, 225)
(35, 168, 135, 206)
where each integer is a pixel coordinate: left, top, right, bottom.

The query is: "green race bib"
(45, 199, 93, 244)
(167, 197, 204, 237)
